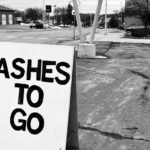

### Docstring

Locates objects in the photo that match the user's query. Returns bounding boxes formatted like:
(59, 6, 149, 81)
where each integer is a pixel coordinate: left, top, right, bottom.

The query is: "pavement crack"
(78, 125, 150, 142)
(123, 127, 138, 131)
(129, 70, 149, 79)
(106, 42, 113, 52)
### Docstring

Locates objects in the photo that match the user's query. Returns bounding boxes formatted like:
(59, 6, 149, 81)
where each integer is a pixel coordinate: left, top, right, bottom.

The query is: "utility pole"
(53, 5, 56, 25)
(48, 13, 50, 26)
(74, 14, 76, 40)
(90, 14, 93, 26)
(105, 0, 107, 30)
(72, 10, 76, 40)
(42, 0, 45, 24)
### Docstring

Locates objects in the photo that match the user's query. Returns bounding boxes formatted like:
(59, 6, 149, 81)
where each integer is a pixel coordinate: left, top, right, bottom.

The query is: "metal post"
(105, 0, 107, 30)
(72, 0, 84, 43)
(74, 15, 76, 40)
(48, 13, 50, 26)
(90, 14, 93, 26)
(53, 5, 56, 25)
(42, 0, 45, 24)
(89, 0, 103, 44)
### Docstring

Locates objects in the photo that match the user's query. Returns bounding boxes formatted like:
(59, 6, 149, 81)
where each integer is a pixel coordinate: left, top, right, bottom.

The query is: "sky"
(0, 0, 125, 14)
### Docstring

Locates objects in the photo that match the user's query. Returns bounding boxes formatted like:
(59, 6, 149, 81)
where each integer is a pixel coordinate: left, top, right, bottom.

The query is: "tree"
(80, 14, 94, 27)
(14, 10, 24, 18)
(14, 10, 26, 23)
(108, 16, 119, 28)
(54, 7, 67, 26)
(25, 8, 42, 22)
(125, 0, 150, 31)
(52, 4, 94, 27)
(61, 7, 67, 26)
(54, 7, 60, 25)
(66, 4, 73, 25)
(119, 8, 125, 25)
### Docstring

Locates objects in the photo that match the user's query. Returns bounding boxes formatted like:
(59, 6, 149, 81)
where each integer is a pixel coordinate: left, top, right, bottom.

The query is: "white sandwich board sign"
(0, 42, 78, 150)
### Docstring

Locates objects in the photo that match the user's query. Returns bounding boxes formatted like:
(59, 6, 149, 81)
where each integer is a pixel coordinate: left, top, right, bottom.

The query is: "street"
(0, 29, 75, 44)
(0, 26, 91, 45)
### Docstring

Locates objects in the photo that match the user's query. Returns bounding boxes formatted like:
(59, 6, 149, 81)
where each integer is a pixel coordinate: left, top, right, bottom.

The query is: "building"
(0, 5, 14, 25)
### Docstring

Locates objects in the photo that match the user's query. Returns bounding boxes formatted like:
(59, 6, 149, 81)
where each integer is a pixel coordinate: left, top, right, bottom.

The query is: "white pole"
(43, 0, 45, 24)
(72, 0, 84, 43)
(89, 0, 103, 44)
(53, 5, 56, 25)
(90, 14, 92, 26)
(105, 0, 107, 30)
(73, 14, 76, 40)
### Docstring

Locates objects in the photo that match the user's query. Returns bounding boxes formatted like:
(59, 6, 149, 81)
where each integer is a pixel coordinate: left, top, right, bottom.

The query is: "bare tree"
(25, 8, 42, 22)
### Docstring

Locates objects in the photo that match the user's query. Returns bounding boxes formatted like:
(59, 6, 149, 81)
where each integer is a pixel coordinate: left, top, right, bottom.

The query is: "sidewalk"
(86, 29, 150, 44)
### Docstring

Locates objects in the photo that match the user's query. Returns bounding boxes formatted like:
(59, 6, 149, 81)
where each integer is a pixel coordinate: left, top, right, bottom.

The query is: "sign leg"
(66, 57, 79, 150)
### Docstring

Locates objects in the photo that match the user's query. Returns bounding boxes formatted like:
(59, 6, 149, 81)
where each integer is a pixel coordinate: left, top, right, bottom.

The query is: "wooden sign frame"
(66, 57, 79, 150)
(0, 42, 79, 150)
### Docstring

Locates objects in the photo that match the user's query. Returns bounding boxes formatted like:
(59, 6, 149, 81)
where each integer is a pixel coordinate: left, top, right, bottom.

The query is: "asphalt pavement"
(77, 42, 150, 150)
(1, 26, 150, 149)
(0, 25, 91, 45)
(0, 28, 78, 44)
(77, 31, 150, 150)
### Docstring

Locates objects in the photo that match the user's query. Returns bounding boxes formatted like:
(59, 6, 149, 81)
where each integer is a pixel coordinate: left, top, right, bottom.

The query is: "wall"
(0, 11, 14, 25)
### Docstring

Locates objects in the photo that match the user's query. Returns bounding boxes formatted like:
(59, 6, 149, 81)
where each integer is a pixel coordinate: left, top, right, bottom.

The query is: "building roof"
(0, 5, 14, 11)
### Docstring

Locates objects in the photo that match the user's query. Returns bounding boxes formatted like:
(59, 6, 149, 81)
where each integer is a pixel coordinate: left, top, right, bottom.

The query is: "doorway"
(2, 14, 6, 25)
(9, 14, 13, 25)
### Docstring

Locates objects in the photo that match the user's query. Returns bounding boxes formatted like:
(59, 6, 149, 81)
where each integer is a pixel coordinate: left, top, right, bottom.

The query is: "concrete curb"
(86, 31, 150, 45)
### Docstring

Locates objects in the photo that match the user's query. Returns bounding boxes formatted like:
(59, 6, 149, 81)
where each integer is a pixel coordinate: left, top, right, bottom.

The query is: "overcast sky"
(0, 0, 125, 14)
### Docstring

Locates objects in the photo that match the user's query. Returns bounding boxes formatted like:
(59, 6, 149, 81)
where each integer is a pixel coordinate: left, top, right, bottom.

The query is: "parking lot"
(0, 25, 91, 45)
(77, 42, 150, 150)
(1, 25, 150, 149)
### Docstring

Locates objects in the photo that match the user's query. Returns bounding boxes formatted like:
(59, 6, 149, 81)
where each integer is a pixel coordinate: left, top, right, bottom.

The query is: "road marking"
(37, 37, 49, 40)
(22, 37, 34, 39)
(6, 36, 16, 38)
(58, 38, 67, 40)
(18, 34, 27, 36)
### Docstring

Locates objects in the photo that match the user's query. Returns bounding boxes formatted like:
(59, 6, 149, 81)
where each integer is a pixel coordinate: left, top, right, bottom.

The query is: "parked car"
(29, 21, 44, 29)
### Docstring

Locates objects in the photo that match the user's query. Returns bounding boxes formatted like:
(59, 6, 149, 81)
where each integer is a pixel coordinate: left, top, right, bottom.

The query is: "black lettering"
(11, 58, 25, 79)
(0, 58, 10, 78)
(27, 59, 42, 81)
(42, 61, 56, 83)
(10, 108, 27, 131)
(55, 62, 70, 85)
(27, 85, 44, 108)
(15, 83, 29, 105)
(27, 113, 44, 135)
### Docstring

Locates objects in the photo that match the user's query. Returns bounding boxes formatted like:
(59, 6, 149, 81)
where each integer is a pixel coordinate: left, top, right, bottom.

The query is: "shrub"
(130, 29, 149, 37)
